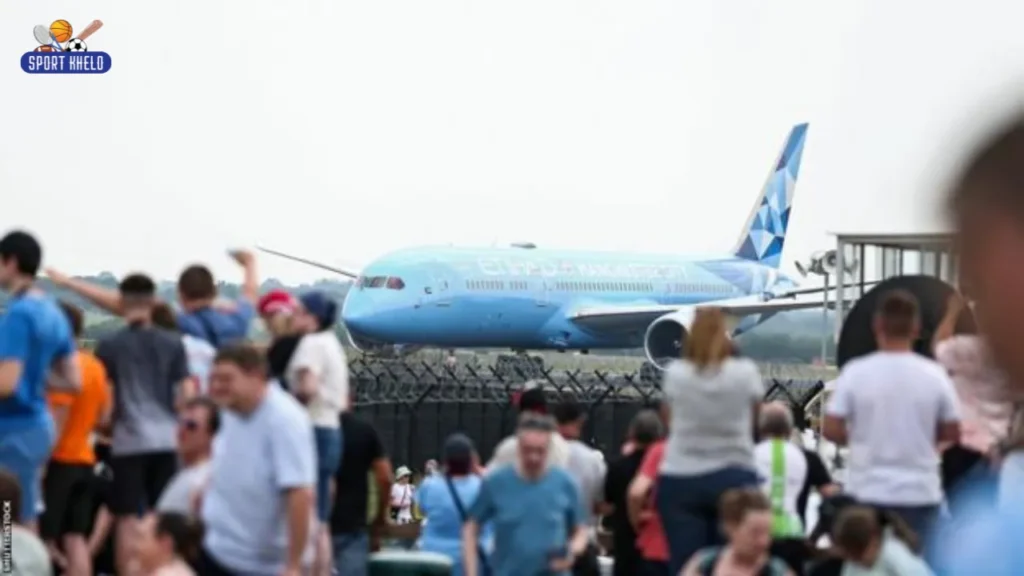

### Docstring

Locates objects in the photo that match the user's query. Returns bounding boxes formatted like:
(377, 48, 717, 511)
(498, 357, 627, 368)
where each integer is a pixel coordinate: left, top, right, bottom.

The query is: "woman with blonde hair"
(655, 307, 765, 574)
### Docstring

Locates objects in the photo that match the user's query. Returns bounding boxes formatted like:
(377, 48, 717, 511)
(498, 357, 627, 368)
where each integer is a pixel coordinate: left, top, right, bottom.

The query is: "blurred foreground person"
(200, 345, 315, 576)
(681, 489, 793, 576)
(627, 410, 671, 576)
(755, 403, 809, 575)
(258, 289, 301, 384)
(331, 395, 393, 576)
(134, 512, 201, 576)
(487, 383, 569, 471)
(932, 112, 1024, 574)
(42, 302, 111, 576)
(156, 397, 218, 515)
(97, 274, 189, 575)
(553, 401, 606, 576)
(605, 410, 664, 576)
(0, 230, 79, 528)
(657, 307, 763, 573)
(832, 506, 932, 576)
(418, 433, 490, 576)
(824, 290, 960, 544)
(463, 414, 588, 576)
(0, 469, 53, 575)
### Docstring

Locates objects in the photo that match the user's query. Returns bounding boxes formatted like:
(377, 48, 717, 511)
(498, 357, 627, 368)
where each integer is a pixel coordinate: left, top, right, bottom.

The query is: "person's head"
(258, 289, 298, 337)
(151, 302, 179, 332)
(947, 118, 1024, 385)
(119, 273, 157, 325)
(134, 512, 202, 572)
(627, 409, 664, 448)
(294, 291, 338, 333)
(516, 412, 556, 479)
(395, 466, 412, 485)
(758, 401, 794, 440)
(177, 265, 216, 310)
(832, 505, 918, 566)
(0, 230, 41, 290)
(872, 290, 920, 349)
(177, 396, 219, 462)
(0, 469, 22, 525)
(517, 384, 548, 416)
(208, 344, 269, 413)
(424, 459, 440, 476)
(719, 488, 773, 559)
(58, 300, 84, 340)
(442, 433, 475, 476)
(553, 401, 586, 440)
(685, 307, 731, 369)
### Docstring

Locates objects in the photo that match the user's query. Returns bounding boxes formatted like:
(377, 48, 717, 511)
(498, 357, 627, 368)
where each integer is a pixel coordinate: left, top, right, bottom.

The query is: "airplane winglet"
(256, 246, 361, 279)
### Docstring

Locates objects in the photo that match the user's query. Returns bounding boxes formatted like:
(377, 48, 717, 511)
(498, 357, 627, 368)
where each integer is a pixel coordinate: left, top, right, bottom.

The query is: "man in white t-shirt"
(824, 289, 961, 544)
(487, 384, 569, 472)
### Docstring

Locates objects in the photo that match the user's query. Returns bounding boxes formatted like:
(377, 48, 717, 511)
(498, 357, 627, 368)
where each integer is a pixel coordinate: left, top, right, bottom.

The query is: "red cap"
(257, 289, 297, 317)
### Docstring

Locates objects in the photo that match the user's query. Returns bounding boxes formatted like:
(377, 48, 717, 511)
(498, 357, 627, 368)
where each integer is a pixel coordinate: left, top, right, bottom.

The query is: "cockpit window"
(386, 277, 405, 290)
(358, 276, 387, 288)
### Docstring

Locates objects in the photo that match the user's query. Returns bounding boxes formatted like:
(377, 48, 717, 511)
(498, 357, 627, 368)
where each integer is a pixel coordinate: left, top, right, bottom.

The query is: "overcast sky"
(2, 0, 1023, 284)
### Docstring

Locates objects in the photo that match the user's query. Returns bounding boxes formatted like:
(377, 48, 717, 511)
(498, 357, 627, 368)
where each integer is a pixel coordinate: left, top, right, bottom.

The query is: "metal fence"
(348, 358, 825, 472)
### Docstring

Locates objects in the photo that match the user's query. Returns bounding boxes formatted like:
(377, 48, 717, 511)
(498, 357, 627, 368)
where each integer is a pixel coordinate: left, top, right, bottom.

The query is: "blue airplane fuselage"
(340, 246, 799, 350)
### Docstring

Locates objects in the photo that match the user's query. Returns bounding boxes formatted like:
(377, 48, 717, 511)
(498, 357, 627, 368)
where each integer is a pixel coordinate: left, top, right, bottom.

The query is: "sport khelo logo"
(21, 19, 111, 74)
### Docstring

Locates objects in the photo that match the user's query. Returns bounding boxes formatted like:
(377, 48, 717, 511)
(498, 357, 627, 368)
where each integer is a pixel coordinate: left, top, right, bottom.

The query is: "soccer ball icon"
(64, 38, 87, 52)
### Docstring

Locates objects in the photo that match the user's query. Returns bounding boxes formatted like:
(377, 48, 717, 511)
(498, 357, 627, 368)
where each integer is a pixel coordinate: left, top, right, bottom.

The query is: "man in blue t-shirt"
(464, 414, 588, 576)
(0, 230, 79, 526)
(47, 249, 259, 348)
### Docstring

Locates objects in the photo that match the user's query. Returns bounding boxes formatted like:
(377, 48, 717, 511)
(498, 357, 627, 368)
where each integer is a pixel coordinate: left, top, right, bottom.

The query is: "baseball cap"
(258, 289, 297, 317)
(299, 291, 338, 329)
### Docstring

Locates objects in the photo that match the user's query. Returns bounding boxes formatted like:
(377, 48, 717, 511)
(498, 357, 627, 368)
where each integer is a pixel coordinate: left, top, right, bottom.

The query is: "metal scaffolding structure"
(831, 231, 957, 348)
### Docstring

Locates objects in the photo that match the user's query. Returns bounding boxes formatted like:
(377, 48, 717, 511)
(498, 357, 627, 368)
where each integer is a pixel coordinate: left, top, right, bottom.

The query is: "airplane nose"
(341, 295, 373, 335)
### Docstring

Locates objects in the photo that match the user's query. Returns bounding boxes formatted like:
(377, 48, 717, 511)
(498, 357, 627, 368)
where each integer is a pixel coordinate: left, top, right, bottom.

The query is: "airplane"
(262, 123, 847, 368)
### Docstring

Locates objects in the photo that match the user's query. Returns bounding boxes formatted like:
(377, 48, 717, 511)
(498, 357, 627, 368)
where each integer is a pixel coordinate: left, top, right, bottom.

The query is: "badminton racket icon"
(33, 25, 64, 52)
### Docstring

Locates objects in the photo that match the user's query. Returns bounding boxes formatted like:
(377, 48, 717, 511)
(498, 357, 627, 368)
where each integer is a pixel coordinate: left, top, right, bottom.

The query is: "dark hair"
(553, 401, 585, 425)
(151, 302, 179, 331)
(518, 387, 547, 414)
(119, 273, 157, 297)
(0, 230, 42, 277)
(947, 116, 1024, 220)
(184, 396, 220, 435)
(0, 468, 22, 522)
(832, 505, 919, 556)
(719, 488, 770, 526)
(59, 301, 84, 338)
(155, 512, 203, 562)
(443, 433, 475, 476)
(874, 290, 919, 339)
(214, 344, 268, 378)
(177, 265, 216, 301)
(628, 409, 664, 445)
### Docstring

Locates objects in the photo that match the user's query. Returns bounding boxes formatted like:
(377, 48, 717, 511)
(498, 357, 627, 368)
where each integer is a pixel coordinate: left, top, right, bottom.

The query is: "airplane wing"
(569, 296, 843, 333)
(256, 246, 361, 279)
(771, 279, 881, 299)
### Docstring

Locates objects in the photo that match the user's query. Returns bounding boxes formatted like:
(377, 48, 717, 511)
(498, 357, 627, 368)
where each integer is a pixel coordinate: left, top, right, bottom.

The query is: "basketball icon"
(49, 19, 72, 44)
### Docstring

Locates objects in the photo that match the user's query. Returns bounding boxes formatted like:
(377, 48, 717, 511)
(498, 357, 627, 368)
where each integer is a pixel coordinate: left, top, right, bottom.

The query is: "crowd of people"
(4, 115, 1024, 574)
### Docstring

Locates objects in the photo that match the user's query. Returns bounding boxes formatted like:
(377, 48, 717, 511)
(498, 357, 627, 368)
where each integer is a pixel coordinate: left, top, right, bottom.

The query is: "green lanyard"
(769, 439, 803, 537)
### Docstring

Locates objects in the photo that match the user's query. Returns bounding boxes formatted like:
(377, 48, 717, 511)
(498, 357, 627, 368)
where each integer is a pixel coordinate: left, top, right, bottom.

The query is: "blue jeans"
(656, 467, 759, 575)
(333, 531, 370, 576)
(0, 420, 54, 523)
(314, 426, 343, 521)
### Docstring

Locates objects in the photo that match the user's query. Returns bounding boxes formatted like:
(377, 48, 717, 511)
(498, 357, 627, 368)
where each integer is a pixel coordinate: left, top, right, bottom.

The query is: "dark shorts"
(40, 461, 95, 539)
(109, 451, 178, 516)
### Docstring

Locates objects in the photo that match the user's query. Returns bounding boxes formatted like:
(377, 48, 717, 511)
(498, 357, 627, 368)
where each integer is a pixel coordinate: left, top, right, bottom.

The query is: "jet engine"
(643, 308, 697, 368)
(794, 249, 858, 278)
(346, 332, 423, 358)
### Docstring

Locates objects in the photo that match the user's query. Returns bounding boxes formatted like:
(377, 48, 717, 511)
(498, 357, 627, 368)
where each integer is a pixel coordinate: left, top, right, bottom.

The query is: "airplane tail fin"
(731, 123, 809, 269)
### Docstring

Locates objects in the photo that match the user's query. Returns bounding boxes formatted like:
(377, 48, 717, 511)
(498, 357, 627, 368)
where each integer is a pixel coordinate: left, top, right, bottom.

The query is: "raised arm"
(47, 269, 125, 316)
(932, 293, 964, 356)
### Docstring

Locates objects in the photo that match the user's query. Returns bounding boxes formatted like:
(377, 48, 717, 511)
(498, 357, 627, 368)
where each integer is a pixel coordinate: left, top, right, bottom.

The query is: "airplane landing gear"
(496, 353, 544, 379)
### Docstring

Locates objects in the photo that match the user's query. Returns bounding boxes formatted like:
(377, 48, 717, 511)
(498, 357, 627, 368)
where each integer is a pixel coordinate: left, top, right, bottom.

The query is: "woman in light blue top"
(416, 433, 492, 576)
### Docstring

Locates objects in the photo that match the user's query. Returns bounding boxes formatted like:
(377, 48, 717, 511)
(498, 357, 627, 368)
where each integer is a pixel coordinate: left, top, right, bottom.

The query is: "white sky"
(3, 0, 1024, 284)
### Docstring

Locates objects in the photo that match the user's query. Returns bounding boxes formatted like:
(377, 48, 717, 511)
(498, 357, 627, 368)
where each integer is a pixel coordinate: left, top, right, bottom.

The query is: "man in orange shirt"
(42, 301, 112, 576)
